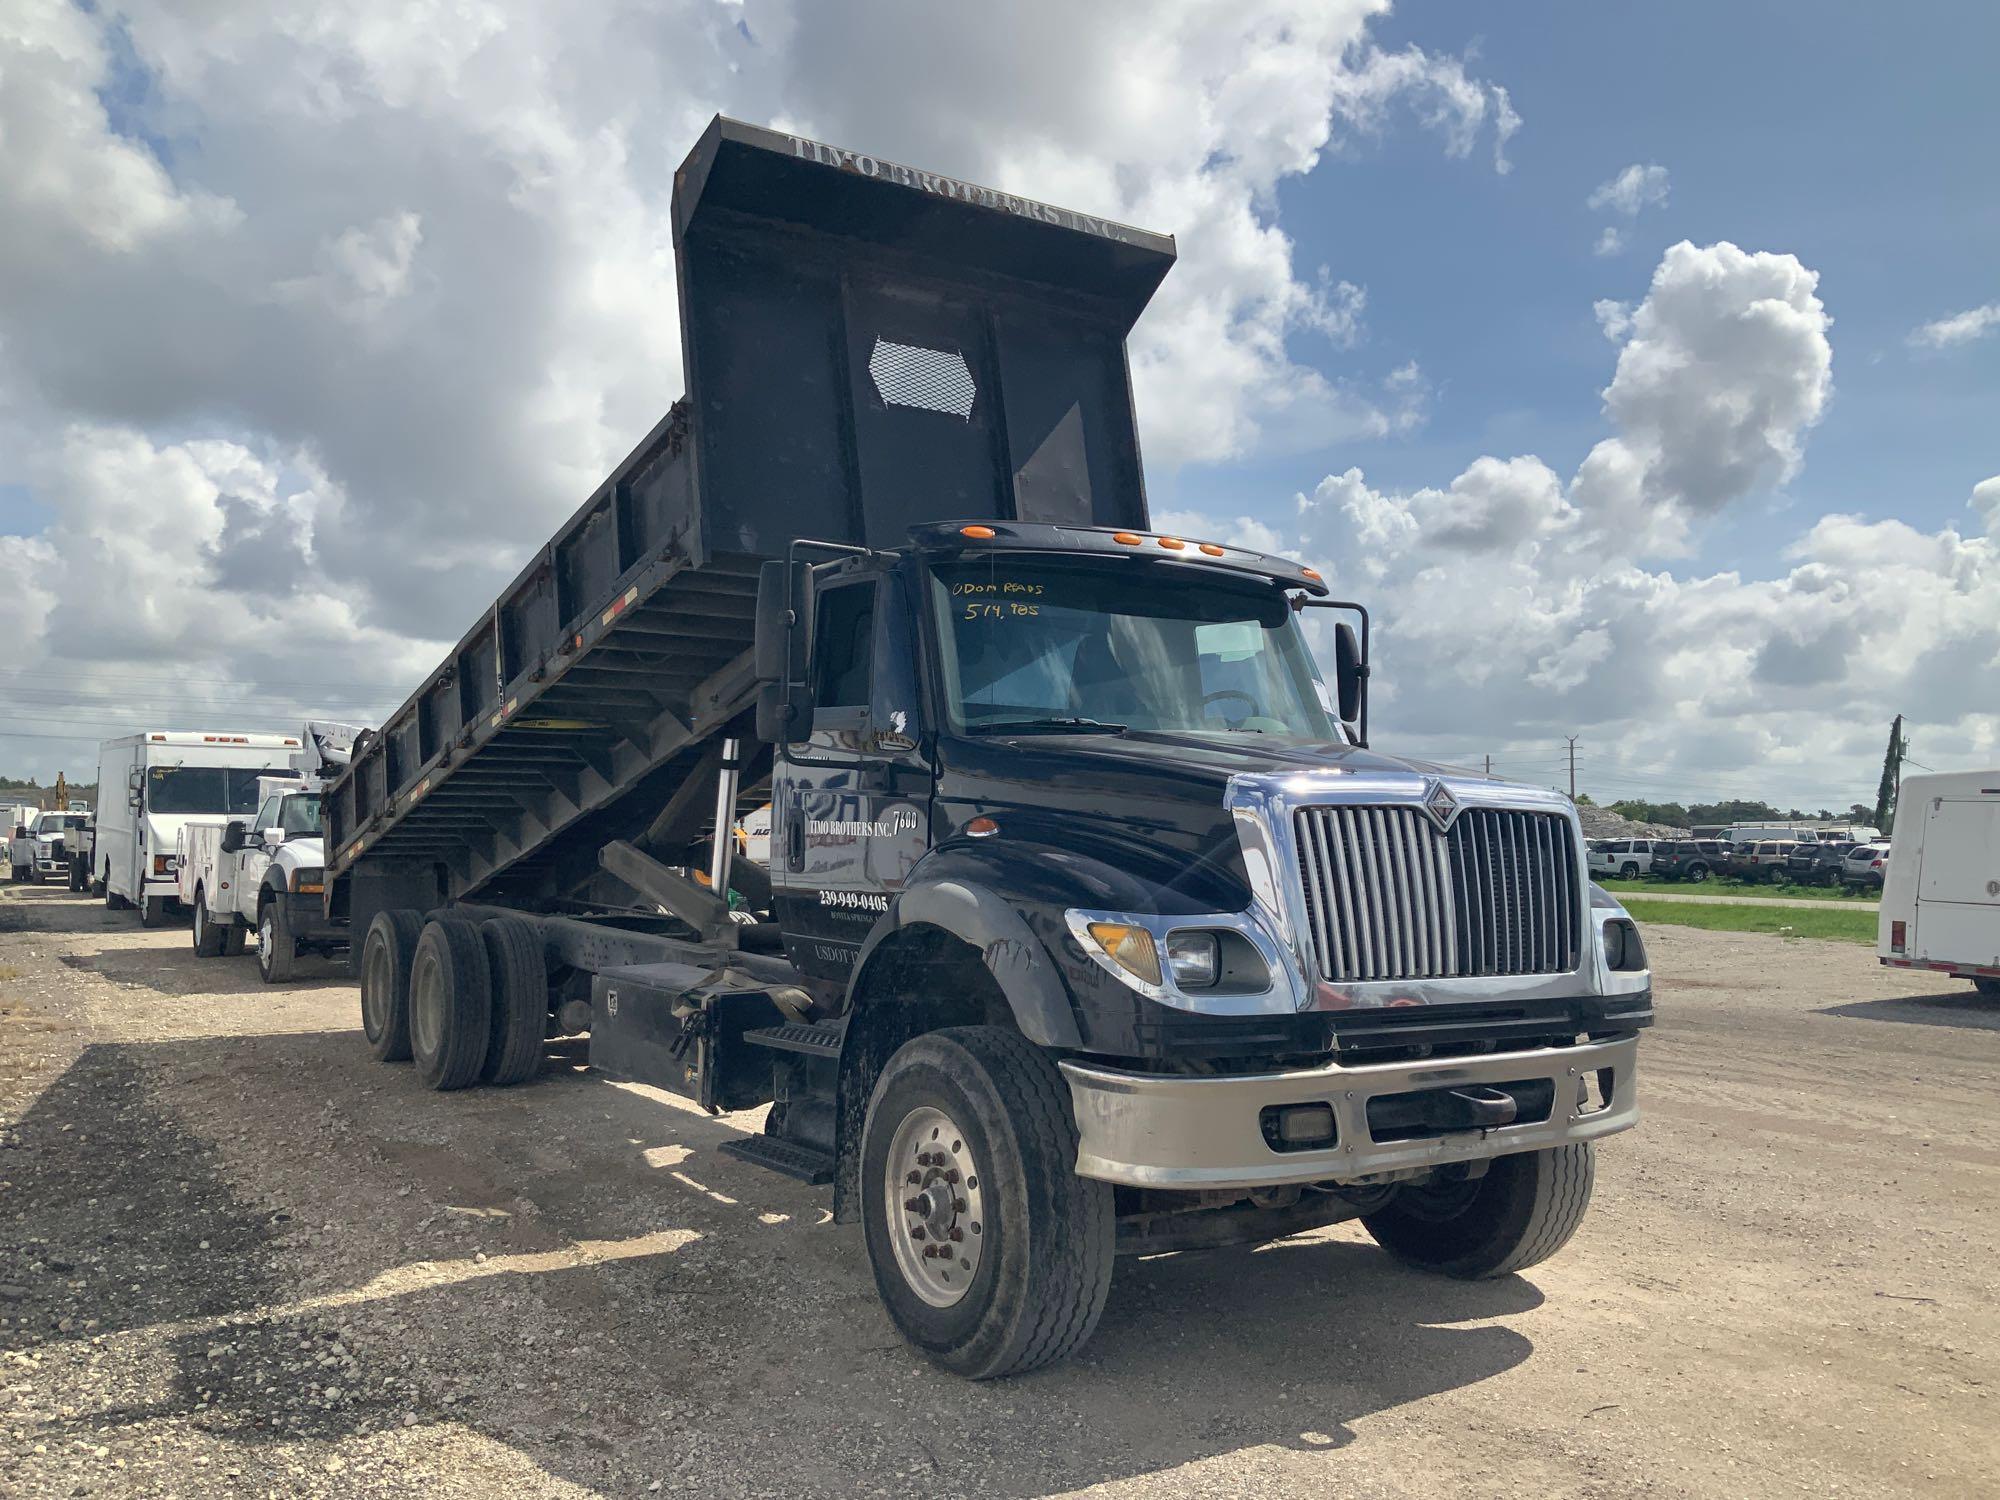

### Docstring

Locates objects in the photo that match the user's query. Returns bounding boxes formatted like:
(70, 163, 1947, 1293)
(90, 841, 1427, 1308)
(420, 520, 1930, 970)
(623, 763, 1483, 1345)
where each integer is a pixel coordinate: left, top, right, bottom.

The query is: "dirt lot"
(1, 882, 1995, 1499)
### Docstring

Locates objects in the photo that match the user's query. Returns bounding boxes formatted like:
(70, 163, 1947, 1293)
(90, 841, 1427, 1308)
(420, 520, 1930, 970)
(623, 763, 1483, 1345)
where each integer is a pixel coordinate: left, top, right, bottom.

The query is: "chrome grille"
(1295, 806, 1580, 981)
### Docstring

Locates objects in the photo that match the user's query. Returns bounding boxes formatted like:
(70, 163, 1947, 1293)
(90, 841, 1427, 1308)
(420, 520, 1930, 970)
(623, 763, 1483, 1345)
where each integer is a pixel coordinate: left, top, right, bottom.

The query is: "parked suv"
(1588, 838, 1657, 879)
(1843, 842, 1890, 891)
(1650, 839, 1728, 882)
(1740, 840, 1801, 883)
(1786, 840, 1856, 886)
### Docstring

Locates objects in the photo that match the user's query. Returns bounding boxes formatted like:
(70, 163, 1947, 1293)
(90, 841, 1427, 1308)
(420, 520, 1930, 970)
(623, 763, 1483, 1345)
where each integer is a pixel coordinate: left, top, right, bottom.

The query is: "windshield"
(36, 815, 86, 834)
(278, 794, 322, 837)
(145, 766, 270, 816)
(929, 559, 1341, 740)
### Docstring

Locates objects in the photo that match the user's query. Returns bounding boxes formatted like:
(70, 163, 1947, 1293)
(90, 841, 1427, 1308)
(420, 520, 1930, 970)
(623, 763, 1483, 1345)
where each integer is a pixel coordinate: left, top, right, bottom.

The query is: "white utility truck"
(178, 773, 339, 981)
(1878, 770, 2000, 996)
(8, 809, 90, 884)
(93, 732, 306, 926)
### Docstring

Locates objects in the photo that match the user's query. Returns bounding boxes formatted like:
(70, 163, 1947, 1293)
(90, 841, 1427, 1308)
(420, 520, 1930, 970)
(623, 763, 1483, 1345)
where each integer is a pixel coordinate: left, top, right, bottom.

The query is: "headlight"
(1164, 931, 1220, 989)
(152, 854, 177, 876)
(1083, 922, 1161, 986)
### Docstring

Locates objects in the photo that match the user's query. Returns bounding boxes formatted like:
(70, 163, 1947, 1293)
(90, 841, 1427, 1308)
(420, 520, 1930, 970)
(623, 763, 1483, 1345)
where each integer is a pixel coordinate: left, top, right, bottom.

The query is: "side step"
(741, 1021, 844, 1057)
(718, 1134, 835, 1185)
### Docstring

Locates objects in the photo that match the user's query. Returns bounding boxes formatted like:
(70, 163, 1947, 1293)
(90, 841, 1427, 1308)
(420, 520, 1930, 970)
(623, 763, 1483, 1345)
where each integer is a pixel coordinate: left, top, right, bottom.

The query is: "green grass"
(1622, 897, 1878, 945)
(1610, 875, 1875, 902)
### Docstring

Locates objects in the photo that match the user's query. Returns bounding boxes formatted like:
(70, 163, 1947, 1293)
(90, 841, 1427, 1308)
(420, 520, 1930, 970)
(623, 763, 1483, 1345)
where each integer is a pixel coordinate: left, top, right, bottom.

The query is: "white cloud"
(1593, 227, 1625, 257)
(1328, 44, 1524, 174)
(1908, 302, 2000, 350)
(1588, 163, 1670, 218)
(1179, 242, 1994, 809)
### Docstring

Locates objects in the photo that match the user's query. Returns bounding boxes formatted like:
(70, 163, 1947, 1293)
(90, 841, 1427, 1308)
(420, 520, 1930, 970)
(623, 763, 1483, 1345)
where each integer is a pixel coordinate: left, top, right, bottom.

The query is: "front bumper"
(281, 891, 343, 944)
(1061, 1033, 1640, 1189)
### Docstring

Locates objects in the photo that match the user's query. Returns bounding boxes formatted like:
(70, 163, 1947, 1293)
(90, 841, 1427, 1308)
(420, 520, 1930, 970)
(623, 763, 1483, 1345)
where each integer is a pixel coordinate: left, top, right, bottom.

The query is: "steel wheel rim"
(884, 1104, 985, 1309)
(1396, 1176, 1484, 1224)
(362, 939, 390, 1036)
(258, 912, 274, 966)
(410, 950, 443, 1059)
(194, 903, 206, 945)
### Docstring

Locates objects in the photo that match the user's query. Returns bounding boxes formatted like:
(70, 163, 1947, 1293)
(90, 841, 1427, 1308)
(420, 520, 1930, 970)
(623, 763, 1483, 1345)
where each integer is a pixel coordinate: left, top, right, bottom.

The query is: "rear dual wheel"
(375, 911, 547, 1089)
(192, 894, 228, 957)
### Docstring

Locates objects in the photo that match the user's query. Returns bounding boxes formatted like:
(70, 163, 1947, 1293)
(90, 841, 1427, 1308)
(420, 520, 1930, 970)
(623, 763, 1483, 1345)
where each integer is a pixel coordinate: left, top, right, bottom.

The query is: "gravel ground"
(1, 880, 1995, 1498)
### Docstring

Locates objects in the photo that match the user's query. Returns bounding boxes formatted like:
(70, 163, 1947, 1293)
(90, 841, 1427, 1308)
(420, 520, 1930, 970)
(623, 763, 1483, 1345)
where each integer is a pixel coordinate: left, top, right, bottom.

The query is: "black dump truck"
(325, 117, 1654, 1378)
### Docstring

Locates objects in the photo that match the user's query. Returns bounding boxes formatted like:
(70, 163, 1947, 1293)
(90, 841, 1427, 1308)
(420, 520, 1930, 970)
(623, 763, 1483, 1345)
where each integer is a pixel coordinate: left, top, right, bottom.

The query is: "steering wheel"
(1202, 689, 1258, 721)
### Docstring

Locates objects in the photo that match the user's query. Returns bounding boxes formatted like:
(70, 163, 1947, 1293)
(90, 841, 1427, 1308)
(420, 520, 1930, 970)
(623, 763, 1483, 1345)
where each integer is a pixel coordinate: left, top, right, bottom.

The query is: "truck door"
(238, 797, 280, 913)
(771, 570, 932, 983)
(1914, 794, 2000, 966)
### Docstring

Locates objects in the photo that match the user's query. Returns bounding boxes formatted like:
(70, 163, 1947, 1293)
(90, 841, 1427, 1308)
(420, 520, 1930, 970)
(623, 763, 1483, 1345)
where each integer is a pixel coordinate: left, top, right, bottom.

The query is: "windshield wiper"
(966, 717, 1128, 736)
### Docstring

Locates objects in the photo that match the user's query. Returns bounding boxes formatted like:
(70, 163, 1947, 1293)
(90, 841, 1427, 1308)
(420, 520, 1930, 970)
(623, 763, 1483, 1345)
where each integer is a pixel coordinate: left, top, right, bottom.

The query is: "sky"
(0, 0, 1994, 813)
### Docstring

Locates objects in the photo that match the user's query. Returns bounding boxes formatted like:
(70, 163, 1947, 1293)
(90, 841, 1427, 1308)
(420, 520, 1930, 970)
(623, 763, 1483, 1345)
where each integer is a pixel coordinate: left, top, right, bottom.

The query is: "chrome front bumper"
(1060, 1034, 1640, 1189)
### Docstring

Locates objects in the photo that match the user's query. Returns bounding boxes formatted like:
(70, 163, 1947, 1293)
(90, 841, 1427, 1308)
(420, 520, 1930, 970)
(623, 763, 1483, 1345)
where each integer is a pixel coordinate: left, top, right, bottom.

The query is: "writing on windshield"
(930, 560, 1340, 740)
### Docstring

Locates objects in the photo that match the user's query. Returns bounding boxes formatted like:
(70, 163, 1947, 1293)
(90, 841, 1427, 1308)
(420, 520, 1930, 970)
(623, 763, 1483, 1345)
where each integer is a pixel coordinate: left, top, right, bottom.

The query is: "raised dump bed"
(325, 117, 1176, 939)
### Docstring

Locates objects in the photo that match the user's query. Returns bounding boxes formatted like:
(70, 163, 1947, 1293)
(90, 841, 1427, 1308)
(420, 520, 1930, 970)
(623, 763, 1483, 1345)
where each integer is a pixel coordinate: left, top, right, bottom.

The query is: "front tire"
(408, 918, 491, 1091)
(860, 1027, 1114, 1379)
(257, 901, 299, 983)
(1363, 1143, 1596, 1279)
(140, 896, 170, 928)
(192, 893, 228, 957)
(361, 909, 424, 1062)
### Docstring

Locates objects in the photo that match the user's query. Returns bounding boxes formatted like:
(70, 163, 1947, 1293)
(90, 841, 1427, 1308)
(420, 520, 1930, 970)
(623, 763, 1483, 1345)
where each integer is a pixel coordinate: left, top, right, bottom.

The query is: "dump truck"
(325, 117, 1654, 1378)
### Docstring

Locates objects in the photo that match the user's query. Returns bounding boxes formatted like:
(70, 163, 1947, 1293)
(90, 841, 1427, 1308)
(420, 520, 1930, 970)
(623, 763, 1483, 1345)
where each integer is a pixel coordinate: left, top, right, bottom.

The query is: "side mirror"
(1333, 620, 1366, 726)
(753, 560, 809, 685)
(220, 821, 246, 855)
(11, 827, 24, 841)
(755, 681, 815, 746)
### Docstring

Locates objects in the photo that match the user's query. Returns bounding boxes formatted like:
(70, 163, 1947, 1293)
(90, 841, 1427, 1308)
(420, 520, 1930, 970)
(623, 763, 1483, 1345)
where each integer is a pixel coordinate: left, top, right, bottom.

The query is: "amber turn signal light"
(959, 524, 997, 539)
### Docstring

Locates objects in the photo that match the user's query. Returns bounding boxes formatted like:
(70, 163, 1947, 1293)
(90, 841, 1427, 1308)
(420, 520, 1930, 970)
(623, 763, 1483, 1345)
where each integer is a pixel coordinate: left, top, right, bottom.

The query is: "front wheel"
(1363, 1143, 1595, 1279)
(861, 1027, 1114, 1379)
(140, 896, 170, 928)
(257, 902, 299, 983)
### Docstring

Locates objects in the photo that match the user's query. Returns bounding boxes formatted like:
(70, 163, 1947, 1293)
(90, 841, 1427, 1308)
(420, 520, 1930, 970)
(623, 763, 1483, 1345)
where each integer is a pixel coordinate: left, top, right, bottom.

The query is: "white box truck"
(1878, 770, 2000, 996)
(93, 732, 306, 927)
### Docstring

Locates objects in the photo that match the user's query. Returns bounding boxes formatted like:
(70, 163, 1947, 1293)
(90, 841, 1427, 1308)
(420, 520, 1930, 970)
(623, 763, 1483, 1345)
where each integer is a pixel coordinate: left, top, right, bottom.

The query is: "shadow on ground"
(1819, 988, 2000, 1031)
(3, 1016, 1547, 1496)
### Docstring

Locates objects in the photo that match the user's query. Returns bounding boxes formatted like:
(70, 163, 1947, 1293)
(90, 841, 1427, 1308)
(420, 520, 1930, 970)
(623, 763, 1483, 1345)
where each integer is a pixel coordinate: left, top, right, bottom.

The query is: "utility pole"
(1872, 714, 1903, 833)
(1565, 736, 1578, 801)
(1484, 754, 1492, 777)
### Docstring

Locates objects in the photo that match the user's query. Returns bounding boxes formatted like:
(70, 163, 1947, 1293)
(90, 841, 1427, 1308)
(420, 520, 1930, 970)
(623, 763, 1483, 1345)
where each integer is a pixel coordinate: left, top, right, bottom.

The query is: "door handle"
(786, 807, 805, 871)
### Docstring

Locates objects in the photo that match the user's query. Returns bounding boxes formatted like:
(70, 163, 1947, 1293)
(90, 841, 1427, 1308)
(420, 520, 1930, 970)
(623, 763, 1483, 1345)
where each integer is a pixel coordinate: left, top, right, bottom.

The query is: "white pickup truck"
(177, 776, 338, 982)
(8, 810, 91, 885)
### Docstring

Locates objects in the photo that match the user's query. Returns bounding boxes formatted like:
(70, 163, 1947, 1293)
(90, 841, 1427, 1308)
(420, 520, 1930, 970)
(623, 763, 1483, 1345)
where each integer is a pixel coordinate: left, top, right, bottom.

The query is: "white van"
(94, 732, 304, 927)
(1878, 770, 2000, 996)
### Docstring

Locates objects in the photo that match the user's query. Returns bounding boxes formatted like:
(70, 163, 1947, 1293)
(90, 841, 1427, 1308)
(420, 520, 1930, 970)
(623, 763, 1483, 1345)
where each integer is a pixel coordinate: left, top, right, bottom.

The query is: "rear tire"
(360, 909, 424, 1062)
(104, 874, 128, 911)
(192, 893, 228, 957)
(480, 917, 547, 1085)
(1974, 977, 2000, 998)
(257, 901, 299, 983)
(860, 1026, 1114, 1379)
(1688, 863, 1709, 882)
(1364, 1143, 1595, 1279)
(140, 896, 170, 928)
(1619, 862, 1639, 880)
(409, 918, 492, 1091)
(222, 924, 246, 956)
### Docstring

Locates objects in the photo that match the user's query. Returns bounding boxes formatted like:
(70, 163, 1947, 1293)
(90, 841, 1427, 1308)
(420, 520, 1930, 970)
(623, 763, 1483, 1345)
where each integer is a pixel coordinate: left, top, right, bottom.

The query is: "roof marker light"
(1199, 543, 1225, 557)
(959, 524, 997, 539)
(1111, 532, 1143, 546)
(1158, 536, 1186, 550)
(1300, 566, 1322, 581)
